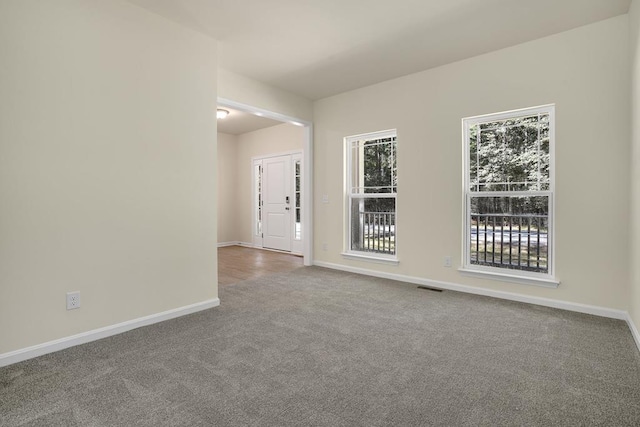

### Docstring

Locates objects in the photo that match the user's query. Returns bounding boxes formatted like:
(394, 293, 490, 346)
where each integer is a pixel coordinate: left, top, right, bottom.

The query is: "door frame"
(217, 97, 313, 266)
(252, 151, 303, 254)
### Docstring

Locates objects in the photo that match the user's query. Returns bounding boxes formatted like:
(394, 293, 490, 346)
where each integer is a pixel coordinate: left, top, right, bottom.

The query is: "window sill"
(458, 267, 559, 288)
(341, 252, 399, 266)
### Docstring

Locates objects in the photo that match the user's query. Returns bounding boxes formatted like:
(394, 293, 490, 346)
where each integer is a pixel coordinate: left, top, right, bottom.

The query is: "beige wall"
(234, 124, 305, 245)
(313, 16, 630, 310)
(630, 0, 640, 334)
(0, 0, 218, 354)
(217, 133, 239, 243)
(218, 68, 313, 122)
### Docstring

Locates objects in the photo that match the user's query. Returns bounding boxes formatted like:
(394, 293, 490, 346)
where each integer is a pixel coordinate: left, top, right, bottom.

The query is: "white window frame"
(460, 105, 558, 287)
(252, 159, 263, 248)
(292, 153, 303, 255)
(343, 129, 398, 264)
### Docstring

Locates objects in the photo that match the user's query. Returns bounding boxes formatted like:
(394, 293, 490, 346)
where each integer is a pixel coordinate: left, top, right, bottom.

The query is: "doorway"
(217, 97, 312, 266)
(253, 152, 303, 254)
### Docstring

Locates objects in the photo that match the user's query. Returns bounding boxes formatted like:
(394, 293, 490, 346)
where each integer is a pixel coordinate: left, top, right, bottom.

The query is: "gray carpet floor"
(1, 266, 640, 426)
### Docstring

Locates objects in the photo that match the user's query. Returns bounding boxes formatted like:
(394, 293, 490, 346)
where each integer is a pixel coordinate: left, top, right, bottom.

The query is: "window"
(462, 105, 556, 286)
(253, 161, 262, 238)
(294, 157, 302, 241)
(345, 130, 397, 261)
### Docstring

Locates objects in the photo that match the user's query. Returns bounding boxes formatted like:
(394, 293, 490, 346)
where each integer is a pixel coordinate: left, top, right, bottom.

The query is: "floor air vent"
(417, 285, 443, 292)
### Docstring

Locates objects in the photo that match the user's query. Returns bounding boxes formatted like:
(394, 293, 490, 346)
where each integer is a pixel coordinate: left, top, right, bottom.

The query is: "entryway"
(218, 246, 303, 285)
(253, 152, 303, 254)
(217, 97, 312, 266)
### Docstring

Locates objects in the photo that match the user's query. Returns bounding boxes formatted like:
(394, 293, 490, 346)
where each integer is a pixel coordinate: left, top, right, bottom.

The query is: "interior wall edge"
(627, 312, 640, 354)
(0, 298, 221, 368)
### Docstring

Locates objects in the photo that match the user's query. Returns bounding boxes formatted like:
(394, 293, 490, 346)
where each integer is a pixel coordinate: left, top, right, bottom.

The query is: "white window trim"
(461, 105, 558, 287)
(344, 129, 398, 262)
(341, 251, 400, 265)
(252, 159, 263, 248)
(292, 153, 303, 246)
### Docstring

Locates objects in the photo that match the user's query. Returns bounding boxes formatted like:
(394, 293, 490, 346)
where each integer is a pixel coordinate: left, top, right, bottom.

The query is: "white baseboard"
(627, 313, 640, 354)
(234, 242, 302, 256)
(312, 260, 628, 320)
(217, 241, 257, 248)
(0, 298, 220, 368)
(315, 260, 640, 353)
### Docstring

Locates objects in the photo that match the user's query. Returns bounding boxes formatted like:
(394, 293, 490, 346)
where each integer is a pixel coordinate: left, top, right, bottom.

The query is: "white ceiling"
(130, 0, 630, 100)
(217, 107, 283, 135)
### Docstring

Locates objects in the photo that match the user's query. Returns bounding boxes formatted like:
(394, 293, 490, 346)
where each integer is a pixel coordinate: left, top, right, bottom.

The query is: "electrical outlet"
(322, 194, 329, 203)
(66, 291, 81, 310)
(444, 256, 452, 268)
(322, 242, 328, 251)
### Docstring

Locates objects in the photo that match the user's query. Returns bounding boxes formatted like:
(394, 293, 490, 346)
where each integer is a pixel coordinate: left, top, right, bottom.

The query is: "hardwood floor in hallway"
(218, 245, 304, 286)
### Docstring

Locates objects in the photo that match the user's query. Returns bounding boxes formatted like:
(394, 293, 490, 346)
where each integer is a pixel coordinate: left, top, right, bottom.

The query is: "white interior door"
(263, 155, 291, 251)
